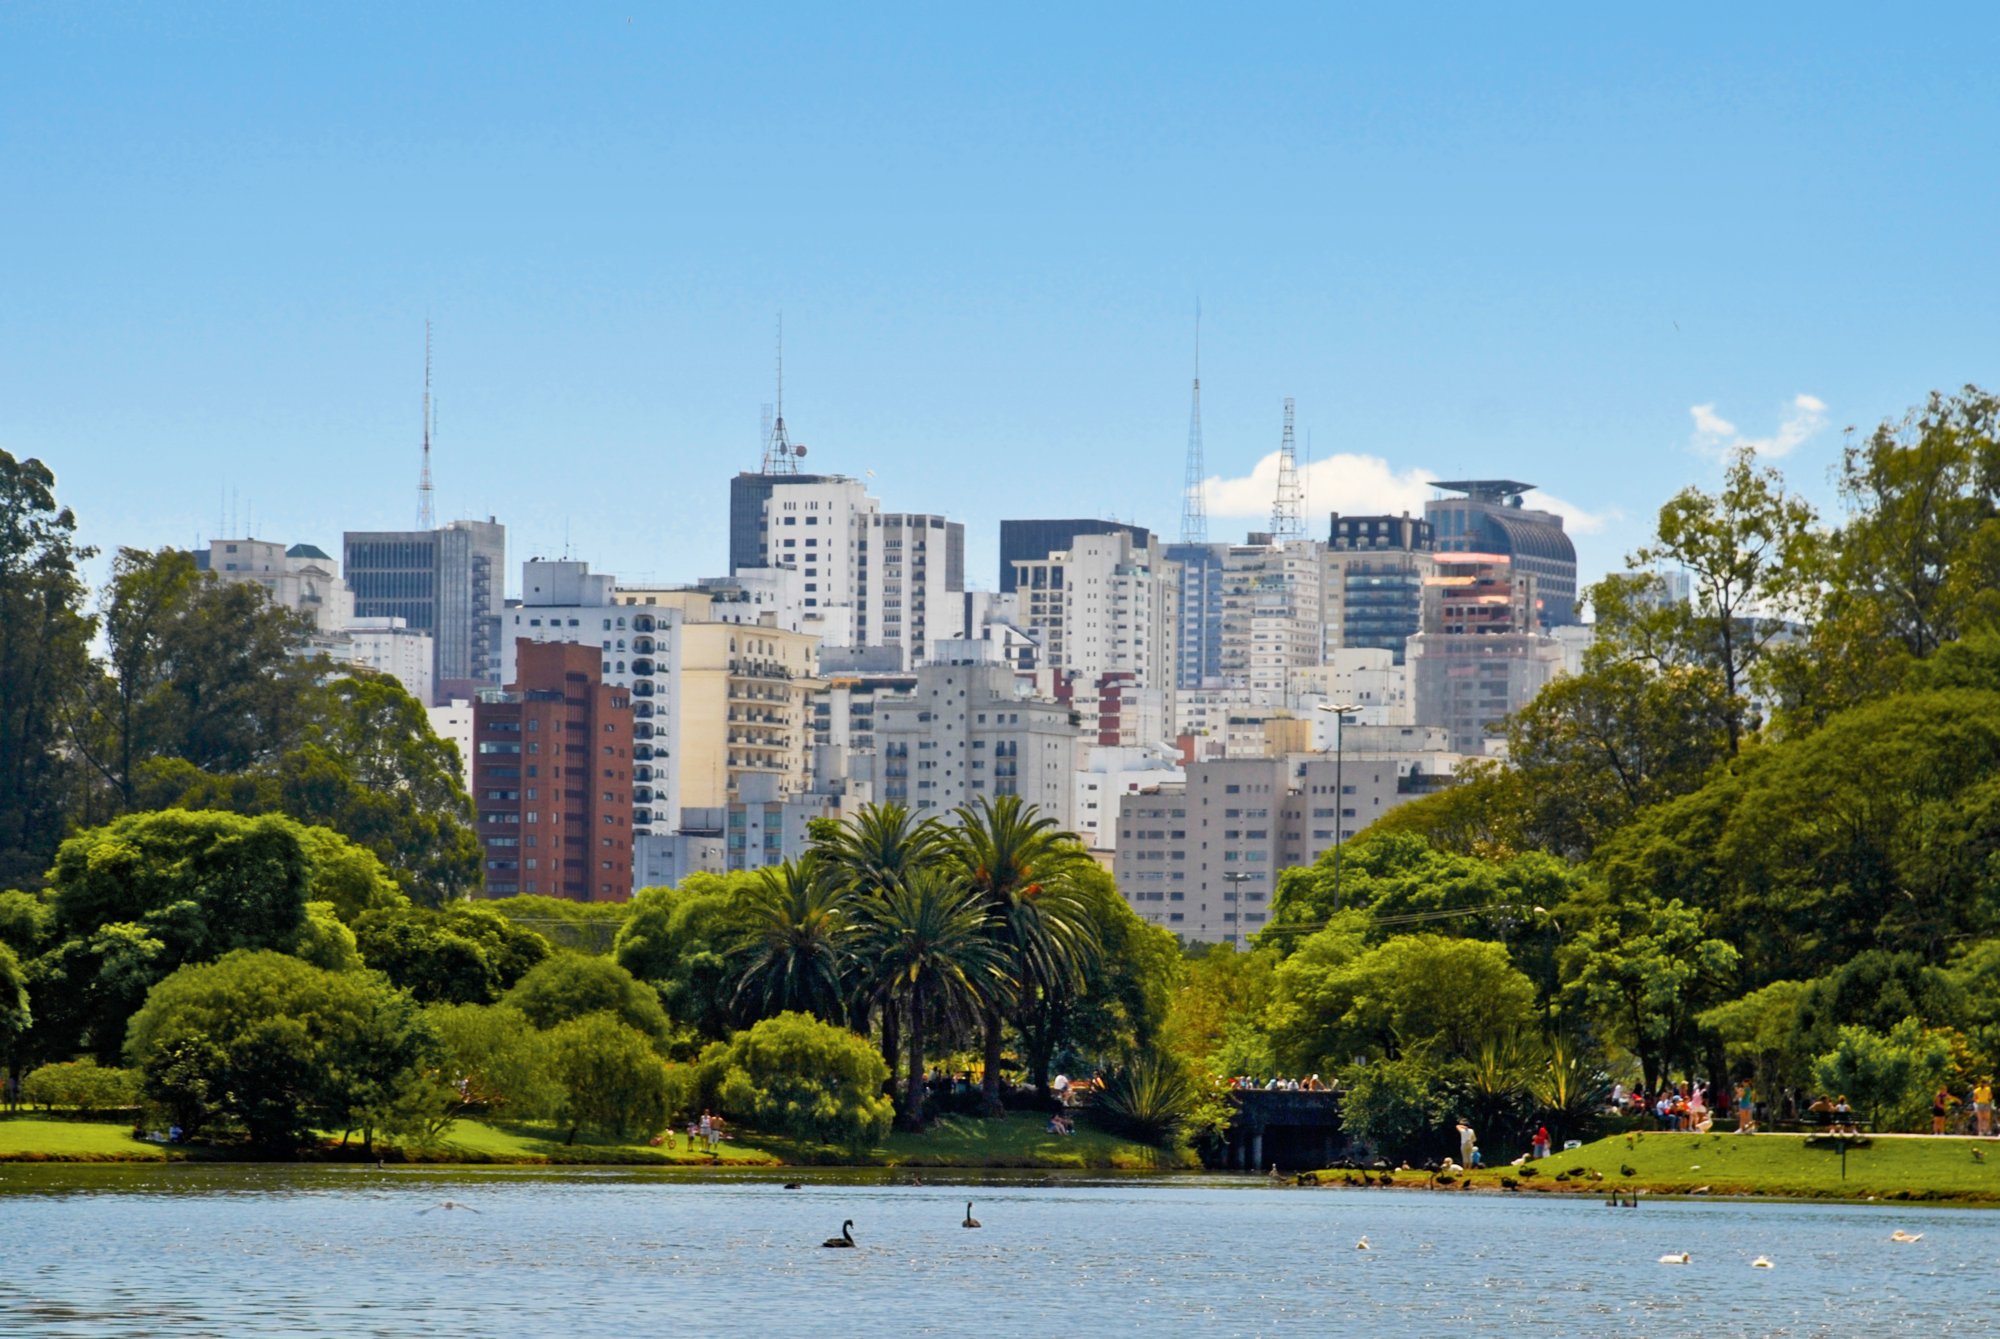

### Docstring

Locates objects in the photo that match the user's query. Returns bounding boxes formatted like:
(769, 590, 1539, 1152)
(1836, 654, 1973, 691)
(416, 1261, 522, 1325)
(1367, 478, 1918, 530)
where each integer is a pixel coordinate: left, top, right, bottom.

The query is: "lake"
(2, 1166, 1995, 1336)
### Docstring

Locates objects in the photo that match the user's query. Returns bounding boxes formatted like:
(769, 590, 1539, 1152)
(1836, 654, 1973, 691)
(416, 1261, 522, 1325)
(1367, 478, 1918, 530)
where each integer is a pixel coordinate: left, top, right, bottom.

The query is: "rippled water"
(2, 1165, 1996, 1336)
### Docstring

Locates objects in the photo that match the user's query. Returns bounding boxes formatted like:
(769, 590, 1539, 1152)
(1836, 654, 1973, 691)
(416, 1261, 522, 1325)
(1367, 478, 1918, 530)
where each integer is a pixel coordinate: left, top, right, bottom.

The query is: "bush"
(706, 1011, 891, 1152)
(547, 1013, 674, 1141)
(1341, 1052, 1462, 1163)
(1813, 1017, 1955, 1130)
(20, 1059, 140, 1116)
(503, 955, 676, 1051)
(1087, 1051, 1207, 1148)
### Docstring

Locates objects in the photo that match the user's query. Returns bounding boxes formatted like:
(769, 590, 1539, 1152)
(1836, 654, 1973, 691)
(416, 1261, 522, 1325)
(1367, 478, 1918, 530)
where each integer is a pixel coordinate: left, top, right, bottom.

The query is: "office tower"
(1406, 553, 1565, 754)
(1424, 480, 1578, 627)
(1324, 512, 1436, 664)
(344, 518, 506, 702)
(998, 519, 1152, 593)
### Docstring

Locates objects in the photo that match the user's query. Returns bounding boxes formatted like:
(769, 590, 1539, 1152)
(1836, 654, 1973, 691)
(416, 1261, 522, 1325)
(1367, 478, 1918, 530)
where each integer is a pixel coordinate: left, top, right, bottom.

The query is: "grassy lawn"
(879, 1112, 1195, 1170)
(436, 1119, 782, 1166)
(1317, 1131, 2000, 1204)
(0, 1117, 168, 1162)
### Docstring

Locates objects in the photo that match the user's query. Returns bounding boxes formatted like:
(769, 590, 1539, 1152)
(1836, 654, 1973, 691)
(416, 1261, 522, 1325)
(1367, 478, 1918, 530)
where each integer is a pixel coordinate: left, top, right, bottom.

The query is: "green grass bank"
(1312, 1131, 2000, 1205)
(0, 1111, 1188, 1171)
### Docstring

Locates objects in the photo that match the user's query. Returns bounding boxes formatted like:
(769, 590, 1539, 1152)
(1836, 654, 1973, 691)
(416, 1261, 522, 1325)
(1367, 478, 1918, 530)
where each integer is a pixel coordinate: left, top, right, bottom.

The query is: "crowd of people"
(1223, 1075, 1334, 1092)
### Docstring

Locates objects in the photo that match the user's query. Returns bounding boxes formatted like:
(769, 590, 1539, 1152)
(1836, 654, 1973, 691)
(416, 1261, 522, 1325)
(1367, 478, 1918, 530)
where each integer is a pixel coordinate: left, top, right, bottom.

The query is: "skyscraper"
(1423, 481, 1578, 626)
(343, 517, 505, 703)
(998, 519, 1152, 593)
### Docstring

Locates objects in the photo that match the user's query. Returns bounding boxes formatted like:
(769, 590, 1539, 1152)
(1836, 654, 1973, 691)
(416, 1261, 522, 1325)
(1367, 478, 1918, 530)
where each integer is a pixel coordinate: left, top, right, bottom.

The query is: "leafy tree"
(422, 1003, 556, 1133)
(136, 674, 479, 906)
(1788, 952, 1965, 1063)
(850, 866, 1005, 1127)
(1699, 979, 1808, 1107)
(486, 893, 632, 954)
(503, 953, 676, 1052)
(294, 902, 362, 973)
(613, 875, 755, 1039)
(1563, 897, 1738, 1093)
(124, 949, 435, 1153)
(1340, 1050, 1460, 1163)
(1598, 448, 1821, 752)
(355, 904, 550, 1005)
(1161, 943, 1278, 1077)
(0, 939, 29, 1079)
(707, 1010, 893, 1152)
(0, 450, 94, 887)
(814, 802, 944, 1075)
(731, 858, 850, 1025)
(545, 1012, 674, 1142)
(946, 795, 1098, 1114)
(1813, 1018, 1954, 1131)
(0, 889, 53, 956)
(76, 547, 318, 813)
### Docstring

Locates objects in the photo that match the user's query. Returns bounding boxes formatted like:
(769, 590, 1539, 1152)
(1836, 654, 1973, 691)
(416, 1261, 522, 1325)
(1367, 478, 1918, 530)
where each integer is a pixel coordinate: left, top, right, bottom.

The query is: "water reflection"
(2, 1167, 1994, 1336)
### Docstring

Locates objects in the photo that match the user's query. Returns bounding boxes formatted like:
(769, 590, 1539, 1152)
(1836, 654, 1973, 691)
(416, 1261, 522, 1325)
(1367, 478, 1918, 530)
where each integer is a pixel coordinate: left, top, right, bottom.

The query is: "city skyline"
(8, 6, 1998, 596)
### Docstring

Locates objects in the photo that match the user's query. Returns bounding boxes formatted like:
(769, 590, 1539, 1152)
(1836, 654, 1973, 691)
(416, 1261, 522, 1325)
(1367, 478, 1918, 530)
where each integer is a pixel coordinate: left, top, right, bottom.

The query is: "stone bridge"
(1220, 1089, 1347, 1171)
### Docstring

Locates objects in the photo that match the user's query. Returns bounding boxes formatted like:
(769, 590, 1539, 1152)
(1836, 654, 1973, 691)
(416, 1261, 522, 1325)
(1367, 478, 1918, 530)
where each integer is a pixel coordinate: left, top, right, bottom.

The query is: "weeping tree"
(730, 857, 851, 1025)
(852, 867, 1005, 1129)
(946, 795, 1098, 1116)
(814, 803, 944, 1078)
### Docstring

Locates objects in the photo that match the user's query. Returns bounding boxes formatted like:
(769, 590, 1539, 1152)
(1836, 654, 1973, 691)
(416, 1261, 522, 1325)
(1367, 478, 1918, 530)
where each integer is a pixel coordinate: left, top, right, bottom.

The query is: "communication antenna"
(418, 320, 437, 529)
(1179, 300, 1207, 544)
(760, 313, 802, 474)
(1271, 396, 1303, 542)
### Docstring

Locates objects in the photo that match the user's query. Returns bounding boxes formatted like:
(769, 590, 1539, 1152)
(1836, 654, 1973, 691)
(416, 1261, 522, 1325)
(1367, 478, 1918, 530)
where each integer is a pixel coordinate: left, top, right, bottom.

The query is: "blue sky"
(4, 4, 1997, 594)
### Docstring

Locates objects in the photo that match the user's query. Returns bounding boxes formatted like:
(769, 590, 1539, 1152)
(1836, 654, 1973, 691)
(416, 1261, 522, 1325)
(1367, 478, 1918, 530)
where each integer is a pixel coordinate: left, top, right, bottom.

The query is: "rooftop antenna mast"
(760, 313, 802, 474)
(417, 320, 437, 529)
(1179, 301, 1208, 544)
(1272, 396, 1303, 542)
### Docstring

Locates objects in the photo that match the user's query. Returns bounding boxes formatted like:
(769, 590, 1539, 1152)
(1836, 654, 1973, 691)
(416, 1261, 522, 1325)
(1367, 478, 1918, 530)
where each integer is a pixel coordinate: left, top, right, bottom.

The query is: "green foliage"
(1812, 1018, 1955, 1130)
(355, 904, 551, 1005)
(1086, 1050, 1207, 1149)
(293, 902, 361, 973)
(0, 939, 32, 1064)
(1267, 931, 1537, 1074)
(545, 1011, 676, 1141)
(731, 858, 851, 1024)
(425, 1003, 556, 1123)
(0, 889, 54, 956)
(706, 1010, 892, 1151)
(487, 893, 633, 954)
(1340, 1051, 1460, 1163)
(1789, 952, 1965, 1063)
(1161, 942, 1277, 1076)
(1699, 979, 1808, 1101)
(1562, 896, 1738, 1091)
(19, 1058, 139, 1114)
(502, 954, 676, 1051)
(124, 949, 436, 1152)
(0, 450, 94, 888)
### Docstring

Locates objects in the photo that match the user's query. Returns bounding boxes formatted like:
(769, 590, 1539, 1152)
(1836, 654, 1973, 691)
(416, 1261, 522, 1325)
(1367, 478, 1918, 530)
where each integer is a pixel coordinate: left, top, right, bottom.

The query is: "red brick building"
(473, 640, 634, 901)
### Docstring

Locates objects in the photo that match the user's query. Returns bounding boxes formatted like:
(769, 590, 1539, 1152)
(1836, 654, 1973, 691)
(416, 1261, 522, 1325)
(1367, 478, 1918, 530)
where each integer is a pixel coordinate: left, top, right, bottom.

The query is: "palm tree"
(816, 804, 945, 1073)
(731, 857, 851, 1024)
(852, 867, 1006, 1129)
(946, 794, 1099, 1115)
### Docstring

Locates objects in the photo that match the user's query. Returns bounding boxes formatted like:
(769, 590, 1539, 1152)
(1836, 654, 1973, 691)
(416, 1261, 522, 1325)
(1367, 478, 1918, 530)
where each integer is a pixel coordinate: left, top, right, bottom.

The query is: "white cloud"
(1204, 451, 1436, 524)
(1524, 489, 1611, 536)
(1690, 393, 1827, 459)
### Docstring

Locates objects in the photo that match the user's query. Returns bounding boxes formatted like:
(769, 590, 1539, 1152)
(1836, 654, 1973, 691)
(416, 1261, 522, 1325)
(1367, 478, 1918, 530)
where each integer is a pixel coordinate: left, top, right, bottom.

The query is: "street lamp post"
(1315, 702, 1361, 912)
(1221, 870, 1254, 947)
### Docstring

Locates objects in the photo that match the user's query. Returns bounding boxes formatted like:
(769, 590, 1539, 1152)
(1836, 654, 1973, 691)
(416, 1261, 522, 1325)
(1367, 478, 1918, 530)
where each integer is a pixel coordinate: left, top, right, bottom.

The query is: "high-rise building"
(1165, 541, 1227, 690)
(473, 640, 634, 902)
(998, 519, 1152, 593)
(1324, 512, 1435, 664)
(1218, 536, 1323, 705)
(870, 657, 1080, 826)
(1424, 481, 1578, 627)
(344, 518, 506, 702)
(1406, 552, 1565, 754)
(1010, 530, 1179, 693)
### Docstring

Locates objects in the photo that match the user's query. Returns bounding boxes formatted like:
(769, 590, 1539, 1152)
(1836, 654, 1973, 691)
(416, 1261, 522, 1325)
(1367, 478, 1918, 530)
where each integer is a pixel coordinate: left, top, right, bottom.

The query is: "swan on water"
(1752, 1256, 1774, 1268)
(962, 1203, 981, 1229)
(1889, 1230, 1924, 1243)
(822, 1220, 857, 1248)
(1658, 1252, 1691, 1264)
(418, 1201, 479, 1214)
(1355, 1236, 1371, 1251)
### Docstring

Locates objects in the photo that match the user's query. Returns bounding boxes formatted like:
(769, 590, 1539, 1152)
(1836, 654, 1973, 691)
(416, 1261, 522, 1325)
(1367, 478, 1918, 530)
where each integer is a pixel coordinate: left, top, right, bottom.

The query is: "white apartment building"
(1011, 531, 1178, 691)
(1074, 744, 1184, 852)
(346, 617, 435, 704)
(1114, 741, 1464, 945)
(1220, 538, 1324, 705)
(871, 657, 1080, 828)
(1287, 648, 1413, 727)
(426, 698, 476, 794)
(756, 476, 966, 666)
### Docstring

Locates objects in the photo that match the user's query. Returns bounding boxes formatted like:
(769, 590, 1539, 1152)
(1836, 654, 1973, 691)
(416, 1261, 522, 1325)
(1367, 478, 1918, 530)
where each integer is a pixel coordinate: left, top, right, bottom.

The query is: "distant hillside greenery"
(2, 387, 1999, 1163)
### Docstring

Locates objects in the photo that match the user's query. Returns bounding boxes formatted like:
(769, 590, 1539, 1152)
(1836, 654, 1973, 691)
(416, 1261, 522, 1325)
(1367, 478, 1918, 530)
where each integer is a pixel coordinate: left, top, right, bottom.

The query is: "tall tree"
(814, 803, 944, 1074)
(851, 867, 1004, 1128)
(945, 795, 1097, 1115)
(77, 547, 319, 812)
(731, 857, 852, 1025)
(0, 451, 94, 886)
(1598, 449, 1820, 752)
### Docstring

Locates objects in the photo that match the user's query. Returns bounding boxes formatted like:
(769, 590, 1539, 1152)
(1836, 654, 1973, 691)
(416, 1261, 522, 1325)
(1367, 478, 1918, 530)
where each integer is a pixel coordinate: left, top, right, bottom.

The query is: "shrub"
(503, 955, 676, 1051)
(1341, 1051, 1462, 1163)
(20, 1058, 140, 1116)
(546, 1013, 674, 1141)
(706, 1011, 891, 1152)
(1087, 1051, 1206, 1148)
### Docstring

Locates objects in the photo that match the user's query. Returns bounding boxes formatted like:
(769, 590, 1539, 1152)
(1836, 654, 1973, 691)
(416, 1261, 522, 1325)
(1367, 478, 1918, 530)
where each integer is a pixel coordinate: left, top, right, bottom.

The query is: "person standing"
(1456, 1118, 1475, 1169)
(1975, 1079, 1993, 1137)
(1532, 1125, 1551, 1160)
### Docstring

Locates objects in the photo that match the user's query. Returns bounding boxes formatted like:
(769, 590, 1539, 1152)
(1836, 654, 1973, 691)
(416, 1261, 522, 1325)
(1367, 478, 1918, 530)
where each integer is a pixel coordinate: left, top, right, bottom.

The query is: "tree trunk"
(880, 998, 901, 1086)
(980, 1005, 1006, 1116)
(901, 983, 926, 1132)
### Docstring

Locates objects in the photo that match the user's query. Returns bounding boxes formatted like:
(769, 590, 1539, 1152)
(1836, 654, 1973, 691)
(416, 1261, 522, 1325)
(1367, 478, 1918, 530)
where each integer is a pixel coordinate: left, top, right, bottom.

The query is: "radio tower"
(760, 314, 802, 474)
(1179, 303, 1207, 544)
(417, 320, 436, 529)
(1271, 396, 1303, 541)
